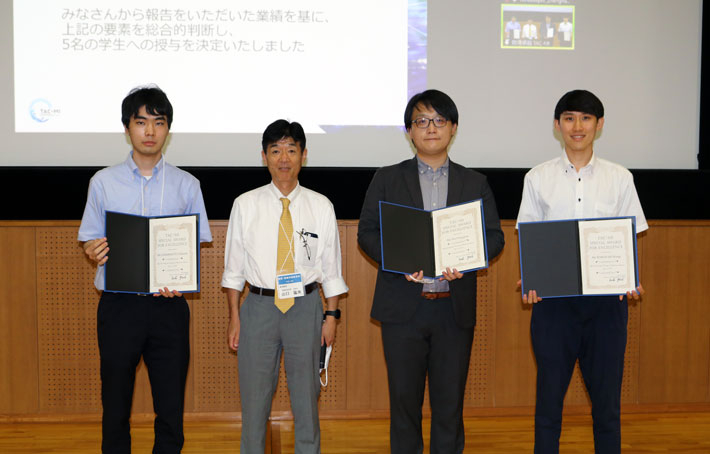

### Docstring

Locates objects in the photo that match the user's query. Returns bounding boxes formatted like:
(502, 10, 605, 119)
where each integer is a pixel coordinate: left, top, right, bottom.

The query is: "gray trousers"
(238, 290, 323, 454)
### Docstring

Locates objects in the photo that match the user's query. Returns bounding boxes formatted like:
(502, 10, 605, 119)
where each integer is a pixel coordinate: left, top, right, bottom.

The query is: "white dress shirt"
(558, 21, 573, 33)
(523, 23, 538, 39)
(222, 182, 348, 298)
(516, 152, 648, 233)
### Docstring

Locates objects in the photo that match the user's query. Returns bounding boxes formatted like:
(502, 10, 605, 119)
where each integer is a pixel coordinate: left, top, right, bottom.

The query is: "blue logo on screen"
(29, 99, 54, 123)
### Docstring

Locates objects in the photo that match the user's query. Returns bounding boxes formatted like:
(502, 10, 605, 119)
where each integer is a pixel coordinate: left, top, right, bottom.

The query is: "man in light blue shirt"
(505, 16, 521, 39)
(78, 86, 211, 454)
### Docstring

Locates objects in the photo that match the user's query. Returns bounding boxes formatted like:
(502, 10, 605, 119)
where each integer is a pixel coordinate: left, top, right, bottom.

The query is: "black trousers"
(531, 295, 628, 454)
(97, 292, 190, 454)
(381, 296, 475, 454)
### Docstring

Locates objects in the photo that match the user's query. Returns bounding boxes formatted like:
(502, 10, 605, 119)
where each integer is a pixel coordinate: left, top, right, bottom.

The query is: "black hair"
(121, 85, 173, 129)
(554, 89, 604, 120)
(404, 89, 459, 131)
(261, 119, 306, 151)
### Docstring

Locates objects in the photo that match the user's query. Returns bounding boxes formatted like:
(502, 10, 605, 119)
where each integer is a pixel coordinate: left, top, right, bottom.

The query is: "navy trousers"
(531, 295, 628, 454)
(97, 292, 190, 454)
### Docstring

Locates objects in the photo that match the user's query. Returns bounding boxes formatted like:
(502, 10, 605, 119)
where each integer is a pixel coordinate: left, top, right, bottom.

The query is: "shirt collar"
(559, 151, 596, 175)
(125, 151, 165, 178)
(416, 155, 449, 177)
(269, 181, 301, 203)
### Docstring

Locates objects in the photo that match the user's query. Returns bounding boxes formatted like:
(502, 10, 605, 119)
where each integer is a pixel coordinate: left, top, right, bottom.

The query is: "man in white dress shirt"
(517, 90, 646, 454)
(558, 17, 573, 44)
(523, 19, 538, 40)
(222, 119, 348, 454)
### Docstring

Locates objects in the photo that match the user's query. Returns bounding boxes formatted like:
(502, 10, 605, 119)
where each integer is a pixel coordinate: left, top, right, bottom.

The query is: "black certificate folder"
(105, 211, 200, 294)
(518, 217, 639, 298)
(378, 200, 489, 279)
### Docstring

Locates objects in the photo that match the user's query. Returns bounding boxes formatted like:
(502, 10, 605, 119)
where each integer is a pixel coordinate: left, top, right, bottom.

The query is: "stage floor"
(1, 412, 709, 453)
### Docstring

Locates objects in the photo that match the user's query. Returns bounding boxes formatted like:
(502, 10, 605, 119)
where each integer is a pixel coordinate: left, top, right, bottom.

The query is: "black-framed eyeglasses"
(411, 117, 448, 129)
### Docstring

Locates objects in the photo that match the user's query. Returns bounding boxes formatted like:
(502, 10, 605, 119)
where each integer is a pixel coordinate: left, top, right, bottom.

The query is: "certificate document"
(379, 200, 488, 278)
(518, 216, 638, 298)
(105, 211, 200, 294)
(432, 201, 486, 274)
(578, 218, 636, 294)
(149, 215, 198, 293)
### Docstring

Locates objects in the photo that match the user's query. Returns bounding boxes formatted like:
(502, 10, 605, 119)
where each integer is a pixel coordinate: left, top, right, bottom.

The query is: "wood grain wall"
(1, 220, 708, 420)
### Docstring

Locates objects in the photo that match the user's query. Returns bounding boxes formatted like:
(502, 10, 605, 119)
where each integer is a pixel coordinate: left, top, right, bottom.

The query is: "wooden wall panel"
(318, 225, 349, 411)
(344, 224, 389, 412)
(639, 223, 710, 403)
(36, 227, 101, 413)
(190, 224, 240, 413)
(465, 265, 496, 407)
(0, 227, 39, 414)
(493, 225, 536, 407)
(0, 220, 708, 419)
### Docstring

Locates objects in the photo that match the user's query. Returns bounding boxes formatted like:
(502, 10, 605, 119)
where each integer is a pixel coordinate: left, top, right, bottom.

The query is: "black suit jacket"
(358, 157, 505, 329)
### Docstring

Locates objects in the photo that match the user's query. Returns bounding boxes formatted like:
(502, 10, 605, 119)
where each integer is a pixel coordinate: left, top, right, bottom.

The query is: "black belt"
(248, 282, 319, 297)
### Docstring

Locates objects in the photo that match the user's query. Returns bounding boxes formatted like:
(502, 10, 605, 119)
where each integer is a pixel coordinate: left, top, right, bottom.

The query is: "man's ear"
(596, 117, 605, 131)
(301, 148, 308, 164)
(553, 119, 560, 132)
(261, 150, 267, 165)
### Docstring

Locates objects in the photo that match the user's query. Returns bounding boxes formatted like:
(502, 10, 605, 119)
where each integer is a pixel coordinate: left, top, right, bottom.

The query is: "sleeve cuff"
(221, 275, 246, 291)
(321, 277, 348, 299)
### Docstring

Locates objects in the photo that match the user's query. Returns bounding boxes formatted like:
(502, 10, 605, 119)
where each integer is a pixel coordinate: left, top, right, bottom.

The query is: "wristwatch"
(323, 309, 341, 320)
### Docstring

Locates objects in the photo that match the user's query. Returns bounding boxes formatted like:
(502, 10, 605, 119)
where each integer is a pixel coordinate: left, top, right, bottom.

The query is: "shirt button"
(578, 198, 581, 202)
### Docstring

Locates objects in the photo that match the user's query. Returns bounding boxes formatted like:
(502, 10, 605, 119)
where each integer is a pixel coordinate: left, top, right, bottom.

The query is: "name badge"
(277, 273, 305, 299)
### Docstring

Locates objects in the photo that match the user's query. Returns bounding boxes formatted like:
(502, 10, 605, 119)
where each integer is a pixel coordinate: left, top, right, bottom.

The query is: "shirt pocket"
(594, 200, 618, 217)
(295, 230, 319, 267)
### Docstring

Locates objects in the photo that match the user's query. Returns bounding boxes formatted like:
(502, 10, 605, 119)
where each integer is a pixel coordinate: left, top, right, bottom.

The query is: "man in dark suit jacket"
(358, 89, 505, 454)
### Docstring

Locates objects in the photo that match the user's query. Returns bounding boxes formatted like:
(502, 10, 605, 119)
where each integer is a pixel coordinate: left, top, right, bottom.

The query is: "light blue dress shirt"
(417, 156, 450, 293)
(78, 151, 212, 290)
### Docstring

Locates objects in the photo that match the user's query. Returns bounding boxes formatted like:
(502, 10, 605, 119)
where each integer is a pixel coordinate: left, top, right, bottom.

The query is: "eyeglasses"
(411, 117, 448, 129)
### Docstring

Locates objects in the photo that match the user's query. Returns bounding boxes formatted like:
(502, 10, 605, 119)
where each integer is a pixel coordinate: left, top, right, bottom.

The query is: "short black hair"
(404, 89, 459, 131)
(554, 89, 605, 120)
(121, 85, 173, 129)
(261, 119, 306, 151)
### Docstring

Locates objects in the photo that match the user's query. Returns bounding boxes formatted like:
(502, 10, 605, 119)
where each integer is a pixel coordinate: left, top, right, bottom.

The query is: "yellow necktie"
(275, 197, 295, 313)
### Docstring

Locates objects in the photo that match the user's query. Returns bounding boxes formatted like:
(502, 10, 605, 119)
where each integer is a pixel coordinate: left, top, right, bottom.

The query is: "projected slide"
(501, 4, 575, 50)
(14, 0, 425, 133)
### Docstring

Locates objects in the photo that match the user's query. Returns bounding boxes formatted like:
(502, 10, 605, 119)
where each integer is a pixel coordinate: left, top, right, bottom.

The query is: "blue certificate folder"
(378, 200, 489, 279)
(518, 216, 639, 298)
(104, 211, 200, 294)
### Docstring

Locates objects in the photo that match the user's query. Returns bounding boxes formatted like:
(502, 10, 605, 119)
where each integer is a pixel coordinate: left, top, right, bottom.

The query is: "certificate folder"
(518, 217, 638, 298)
(105, 211, 200, 294)
(378, 200, 488, 279)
